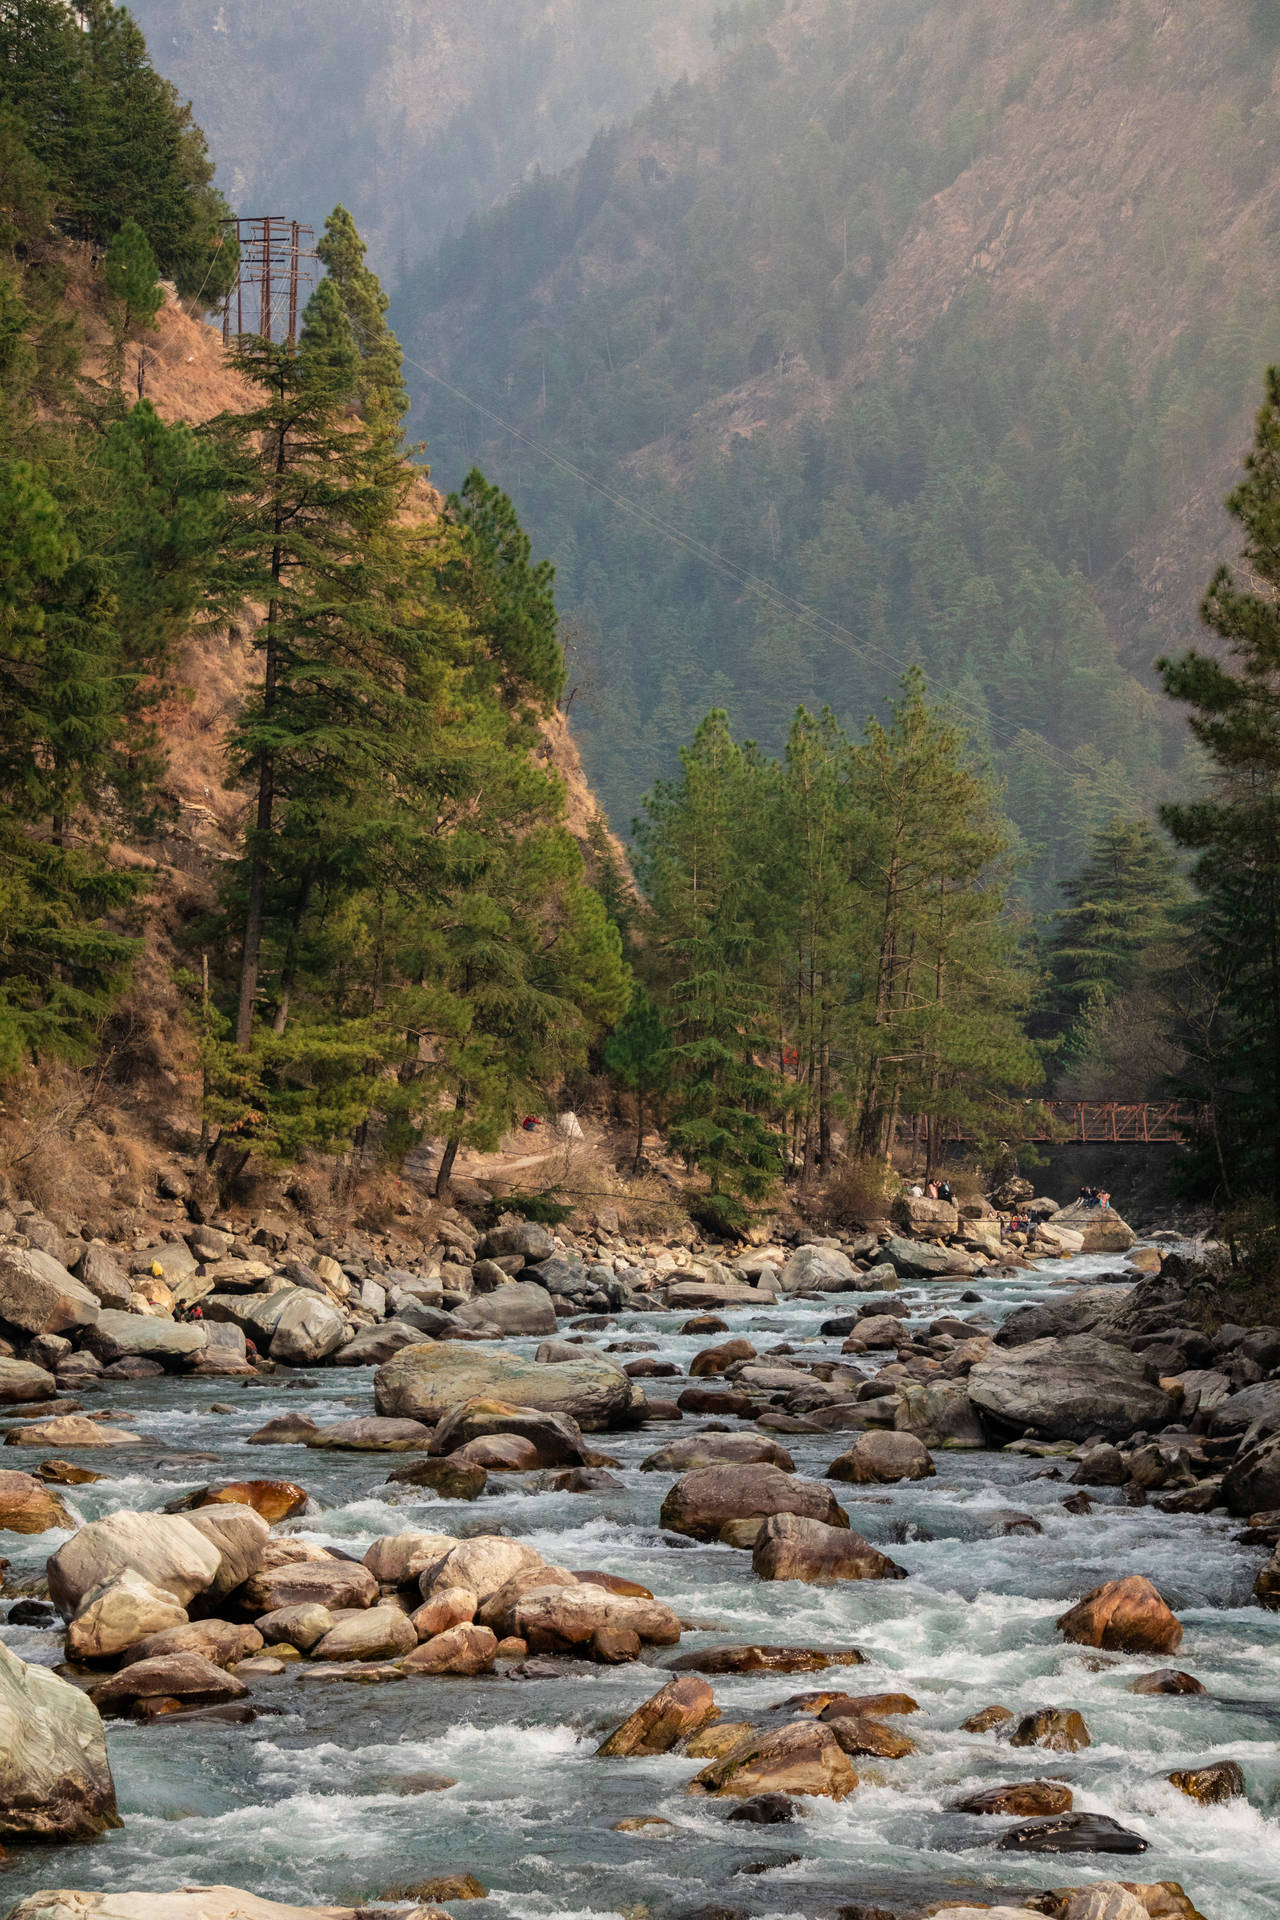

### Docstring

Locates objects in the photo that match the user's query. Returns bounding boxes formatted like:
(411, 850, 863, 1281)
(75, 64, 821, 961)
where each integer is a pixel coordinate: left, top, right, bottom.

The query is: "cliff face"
(127, 0, 720, 276)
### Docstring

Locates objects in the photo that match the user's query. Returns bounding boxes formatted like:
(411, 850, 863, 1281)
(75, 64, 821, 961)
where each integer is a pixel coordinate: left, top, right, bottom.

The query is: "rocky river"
(1, 1235, 1278, 1920)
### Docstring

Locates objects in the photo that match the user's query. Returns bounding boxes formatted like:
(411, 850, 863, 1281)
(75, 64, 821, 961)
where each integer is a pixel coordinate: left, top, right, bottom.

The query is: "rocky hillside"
(395, 0, 1280, 900)
(126, 0, 720, 276)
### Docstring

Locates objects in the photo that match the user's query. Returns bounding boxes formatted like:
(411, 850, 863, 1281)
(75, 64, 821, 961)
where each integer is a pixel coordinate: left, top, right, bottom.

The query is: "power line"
(398, 344, 1129, 792)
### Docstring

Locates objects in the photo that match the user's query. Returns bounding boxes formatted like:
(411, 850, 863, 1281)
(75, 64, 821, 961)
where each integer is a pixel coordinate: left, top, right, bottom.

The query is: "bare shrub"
(818, 1156, 898, 1231)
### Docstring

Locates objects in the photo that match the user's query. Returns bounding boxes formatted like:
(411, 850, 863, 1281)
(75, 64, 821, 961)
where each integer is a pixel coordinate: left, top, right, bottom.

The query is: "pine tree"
(104, 217, 162, 339)
(444, 471, 566, 710)
(1158, 363, 1280, 1205)
(605, 984, 670, 1171)
(315, 205, 407, 434)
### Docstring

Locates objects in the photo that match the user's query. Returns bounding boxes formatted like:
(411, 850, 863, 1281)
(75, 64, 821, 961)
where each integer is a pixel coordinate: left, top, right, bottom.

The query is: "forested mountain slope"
(397, 0, 1280, 904)
(126, 0, 720, 275)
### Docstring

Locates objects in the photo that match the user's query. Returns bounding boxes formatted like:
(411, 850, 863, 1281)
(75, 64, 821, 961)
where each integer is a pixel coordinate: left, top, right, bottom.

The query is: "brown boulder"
(91, 1651, 249, 1714)
(962, 1703, 1013, 1732)
(1010, 1707, 1091, 1751)
(690, 1338, 756, 1377)
(67, 1572, 189, 1660)
(752, 1512, 908, 1584)
(448, 1433, 543, 1471)
(247, 1414, 321, 1445)
(826, 1430, 935, 1485)
(305, 1417, 435, 1452)
(191, 1480, 309, 1523)
(6, 1415, 142, 1449)
(312, 1606, 418, 1662)
(240, 1559, 379, 1614)
(684, 1720, 754, 1759)
(256, 1603, 334, 1651)
(402, 1623, 498, 1675)
(1057, 1576, 1182, 1655)
(0, 1358, 58, 1405)
(411, 1586, 477, 1639)
(597, 1676, 718, 1756)
(668, 1643, 865, 1675)
(427, 1396, 587, 1467)
(955, 1781, 1074, 1816)
(512, 1583, 680, 1654)
(1128, 1670, 1206, 1696)
(818, 1691, 919, 1719)
(825, 1712, 914, 1758)
(1167, 1760, 1245, 1804)
(690, 1719, 857, 1799)
(660, 1463, 849, 1541)
(121, 1620, 264, 1669)
(0, 1468, 75, 1533)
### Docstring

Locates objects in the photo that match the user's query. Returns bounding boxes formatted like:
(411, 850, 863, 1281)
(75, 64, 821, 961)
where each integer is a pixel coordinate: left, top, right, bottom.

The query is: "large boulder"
(419, 1534, 545, 1603)
(827, 1431, 934, 1485)
(67, 1572, 189, 1660)
(265, 1290, 348, 1366)
(1045, 1204, 1137, 1253)
(892, 1195, 959, 1239)
(1056, 1576, 1182, 1654)
(363, 1530, 458, 1587)
(751, 1513, 908, 1584)
(882, 1237, 975, 1279)
(690, 1719, 857, 1799)
(0, 1639, 118, 1840)
(1209, 1380, 1280, 1442)
(375, 1341, 644, 1431)
(91, 1652, 248, 1715)
(660, 1463, 849, 1541)
(330, 1321, 421, 1367)
(0, 1248, 99, 1337)
(119, 1621, 263, 1670)
(239, 1557, 378, 1614)
(5, 1416, 142, 1450)
(597, 1676, 718, 1756)
(76, 1244, 135, 1309)
(48, 1511, 224, 1618)
(428, 1397, 586, 1466)
(480, 1220, 555, 1263)
(1226, 1435, 1280, 1515)
(893, 1381, 985, 1449)
(966, 1336, 1180, 1443)
(0, 1358, 58, 1405)
(641, 1433, 794, 1473)
(311, 1606, 418, 1662)
(0, 1469, 75, 1533)
(452, 1283, 557, 1335)
(511, 1583, 681, 1655)
(81, 1311, 207, 1370)
(181, 1504, 270, 1598)
(403, 1622, 498, 1675)
(305, 1418, 434, 1452)
(995, 1289, 1119, 1349)
(777, 1247, 858, 1293)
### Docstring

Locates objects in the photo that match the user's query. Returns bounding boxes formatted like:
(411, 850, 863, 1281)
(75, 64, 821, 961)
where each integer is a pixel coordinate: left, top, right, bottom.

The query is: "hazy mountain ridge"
(126, 0, 721, 276)
(393, 0, 1280, 900)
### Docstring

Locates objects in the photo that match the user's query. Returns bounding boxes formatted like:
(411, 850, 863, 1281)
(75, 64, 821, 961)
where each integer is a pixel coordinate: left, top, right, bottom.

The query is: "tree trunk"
(235, 422, 287, 1052)
(271, 875, 312, 1036)
(435, 1088, 468, 1198)
(633, 1089, 645, 1175)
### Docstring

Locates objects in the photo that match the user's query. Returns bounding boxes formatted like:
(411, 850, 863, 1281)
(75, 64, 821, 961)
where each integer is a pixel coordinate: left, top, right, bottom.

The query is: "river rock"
(312, 1606, 418, 1661)
(1046, 1204, 1137, 1253)
(451, 1283, 558, 1335)
(0, 1903, 459, 1920)
(777, 1247, 858, 1293)
(597, 1675, 719, 1755)
(893, 1380, 986, 1448)
(190, 1480, 309, 1523)
(481, 1220, 554, 1262)
(883, 1237, 975, 1278)
(266, 1291, 348, 1366)
(660, 1463, 848, 1541)
(376, 1342, 643, 1431)
(402, 1623, 498, 1674)
(824, 1712, 914, 1758)
(305, 1417, 434, 1451)
(0, 1469, 74, 1533)
(1129, 1669, 1205, 1694)
(967, 1336, 1180, 1442)
(240, 1558, 379, 1614)
(81, 1312, 207, 1369)
(995, 1289, 1119, 1349)
(76, 1243, 136, 1309)
(1045, 1890, 1159, 1920)
(246, 1413, 321, 1445)
(997, 1810, 1148, 1853)
(0, 1358, 58, 1405)
(49, 1511, 224, 1617)
(0, 1248, 100, 1336)
(67, 1571, 189, 1659)
(690, 1719, 857, 1799)
(364, 1530, 458, 1587)
(752, 1512, 907, 1583)
(1057, 1577, 1182, 1654)
(955, 1781, 1074, 1815)
(91, 1650, 249, 1714)
(330, 1321, 420, 1368)
(642, 1433, 794, 1473)
(255, 1604, 334, 1651)
(668, 1643, 865, 1675)
(892, 1194, 959, 1238)
(0, 1637, 119, 1839)
(961, 1703, 1014, 1731)
(385, 1456, 487, 1500)
(411, 1586, 477, 1638)
(428, 1396, 586, 1466)
(513, 1583, 681, 1655)
(1168, 1760, 1246, 1805)
(419, 1534, 545, 1602)
(446, 1433, 542, 1470)
(181, 1505, 270, 1598)
(120, 1620, 263, 1669)
(1009, 1707, 1091, 1751)
(6, 1415, 143, 1450)
(1222, 1434, 1280, 1515)
(827, 1430, 935, 1484)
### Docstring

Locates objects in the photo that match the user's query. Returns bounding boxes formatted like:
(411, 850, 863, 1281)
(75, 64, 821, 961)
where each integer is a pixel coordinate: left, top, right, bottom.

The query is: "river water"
(2, 1251, 1278, 1919)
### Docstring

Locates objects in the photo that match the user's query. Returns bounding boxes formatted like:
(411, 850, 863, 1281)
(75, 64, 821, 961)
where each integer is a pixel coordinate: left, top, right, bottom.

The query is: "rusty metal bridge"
(939, 1102, 1197, 1144)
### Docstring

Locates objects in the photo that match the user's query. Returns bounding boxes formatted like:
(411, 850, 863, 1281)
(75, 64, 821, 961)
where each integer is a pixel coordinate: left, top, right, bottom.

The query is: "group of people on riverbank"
(1078, 1184, 1111, 1209)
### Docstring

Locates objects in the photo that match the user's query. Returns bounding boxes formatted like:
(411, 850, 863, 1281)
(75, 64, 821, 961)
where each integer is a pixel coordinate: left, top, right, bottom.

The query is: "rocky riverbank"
(0, 1179, 1276, 1918)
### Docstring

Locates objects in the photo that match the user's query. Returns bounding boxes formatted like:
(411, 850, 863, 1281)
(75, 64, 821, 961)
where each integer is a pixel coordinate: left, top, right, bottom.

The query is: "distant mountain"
(127, 0, 720, 277)
(395, 0, 1280, 904)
